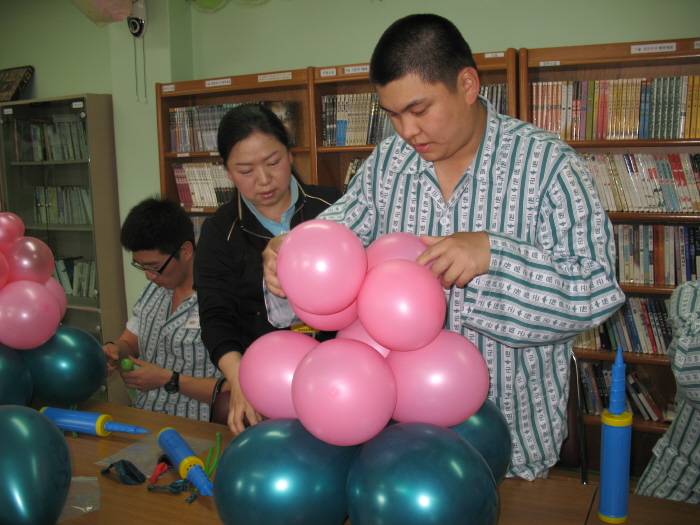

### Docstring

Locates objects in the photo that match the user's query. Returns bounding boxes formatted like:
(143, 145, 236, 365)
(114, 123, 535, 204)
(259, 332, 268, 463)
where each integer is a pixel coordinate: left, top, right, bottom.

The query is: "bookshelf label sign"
(539, 61, 560, 67)
(2, 108, 12, 115)
(484, 52, 505, 58)
(344, 65, 370, 75)
(695, 41, 700, 49)
(206, 78, 232, 88)
(319, 68, 337, 77)
(72, 101, 84, 109)
(631, 43, 676, 54)
(162, 84, 175, 93)
(258, 72, 292, 82)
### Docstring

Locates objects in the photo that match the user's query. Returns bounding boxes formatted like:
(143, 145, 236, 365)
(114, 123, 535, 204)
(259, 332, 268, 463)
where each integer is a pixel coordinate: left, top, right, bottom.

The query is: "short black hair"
(218, 103, 292, 169)
(370, 14, 477, 92)
(120, 196, 195, 255)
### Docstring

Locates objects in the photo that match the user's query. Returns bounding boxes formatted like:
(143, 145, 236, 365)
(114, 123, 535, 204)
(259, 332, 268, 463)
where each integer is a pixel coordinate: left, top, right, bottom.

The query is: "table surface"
(60, 400, 698, 525)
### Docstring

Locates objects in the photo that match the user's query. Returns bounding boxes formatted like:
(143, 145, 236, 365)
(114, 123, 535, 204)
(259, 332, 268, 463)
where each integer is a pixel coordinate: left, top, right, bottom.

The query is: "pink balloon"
(0, 213, 23, 254)
(387, 329, 490, 427)
(239, 331, 319, 419)
(290, 300, 358, 331)
(0, 212, 25, 236)
(0, 280, 62, 350)
(5, 236, 55, 284)
(44, 277, 67, 318)
(277, 220, 367, 315)
(366, 232, 429, 269)
(336, 318, 391, 358)
(292, 338, 397, 446)
(357, 259, 446, 352)
(0, 251, 8, 289)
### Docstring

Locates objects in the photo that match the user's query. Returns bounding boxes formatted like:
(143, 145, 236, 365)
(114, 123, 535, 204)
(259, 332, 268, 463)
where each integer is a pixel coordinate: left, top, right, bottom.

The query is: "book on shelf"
(479, 84, 508, 115)
(32, 186, 92, 225)
(0, 65, 34, 102)
(343, 157, 366, 193)
(173, 162, 234, 208)
(13, 114, 88, 163)
(320, 93, 397, 147)
(170, 101, 297, 154)
(530, 75, 700, 140)
(575, 297, 671, 356)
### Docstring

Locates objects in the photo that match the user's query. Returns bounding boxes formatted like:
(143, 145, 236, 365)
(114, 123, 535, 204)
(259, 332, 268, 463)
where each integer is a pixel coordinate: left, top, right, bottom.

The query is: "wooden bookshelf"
(520, 36, 700, 475)
(155, 50, 519, 206)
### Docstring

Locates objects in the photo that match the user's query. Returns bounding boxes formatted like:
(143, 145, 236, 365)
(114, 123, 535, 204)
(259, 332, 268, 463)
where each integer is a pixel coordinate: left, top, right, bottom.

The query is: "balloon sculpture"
(0, 212, 103, 407)
(228, 222, 510, 524)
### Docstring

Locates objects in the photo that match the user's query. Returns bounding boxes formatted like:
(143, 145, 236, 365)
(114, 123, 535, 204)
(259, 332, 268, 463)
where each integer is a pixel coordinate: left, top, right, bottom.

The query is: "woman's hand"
(262, 234, 287, 297)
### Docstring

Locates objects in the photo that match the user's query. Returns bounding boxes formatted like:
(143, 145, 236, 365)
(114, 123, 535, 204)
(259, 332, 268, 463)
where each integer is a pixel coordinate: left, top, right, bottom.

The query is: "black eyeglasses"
(131, 247, 180, 276)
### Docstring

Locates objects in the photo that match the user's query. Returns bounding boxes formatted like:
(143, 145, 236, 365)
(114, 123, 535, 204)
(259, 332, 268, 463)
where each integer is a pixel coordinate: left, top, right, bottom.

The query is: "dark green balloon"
(214, 418, 357, 525)
(0, 344, 33, 406)
(347, 422, 498, 525)
(20, 325, 106, 405)
(449, 399, 513, 484)
(0, 405, 72, 524)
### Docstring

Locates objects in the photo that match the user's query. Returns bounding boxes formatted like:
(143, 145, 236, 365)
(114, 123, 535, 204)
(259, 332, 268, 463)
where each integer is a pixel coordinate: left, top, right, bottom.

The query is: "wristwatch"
(164, 371, 180, 394)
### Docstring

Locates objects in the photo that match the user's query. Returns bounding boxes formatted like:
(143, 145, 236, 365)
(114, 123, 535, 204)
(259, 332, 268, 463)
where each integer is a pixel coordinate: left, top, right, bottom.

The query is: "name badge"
(184, 308, 200, 329)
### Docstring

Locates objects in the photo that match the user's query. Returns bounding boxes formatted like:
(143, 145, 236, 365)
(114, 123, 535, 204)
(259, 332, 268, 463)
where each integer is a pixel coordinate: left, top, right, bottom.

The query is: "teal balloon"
(20, 325, 106, 405)
(0, 344, 33, 405)
(449, 399, 512, 484)
(214, 418, 357, 525)
(0, 405, 72, 524)
(347, 422, 498, 525)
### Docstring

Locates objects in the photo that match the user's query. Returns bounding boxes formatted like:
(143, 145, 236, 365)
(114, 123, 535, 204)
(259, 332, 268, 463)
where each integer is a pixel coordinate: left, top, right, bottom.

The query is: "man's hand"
(120, 358, 169, 393)
(416, 232, 491, 289)
(102, 343, 119, 377)
(262, 233, 287, 297)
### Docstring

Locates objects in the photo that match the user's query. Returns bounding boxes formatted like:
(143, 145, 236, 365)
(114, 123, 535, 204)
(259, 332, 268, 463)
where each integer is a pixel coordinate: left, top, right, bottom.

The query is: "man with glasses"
(102, 197, 222, 421)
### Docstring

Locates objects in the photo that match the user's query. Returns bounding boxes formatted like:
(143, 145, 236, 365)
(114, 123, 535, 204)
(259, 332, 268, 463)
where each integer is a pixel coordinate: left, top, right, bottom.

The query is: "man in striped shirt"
(103, 197, 222, 421)
(635, 280, 700, 503)
(264, 14, 625, 480)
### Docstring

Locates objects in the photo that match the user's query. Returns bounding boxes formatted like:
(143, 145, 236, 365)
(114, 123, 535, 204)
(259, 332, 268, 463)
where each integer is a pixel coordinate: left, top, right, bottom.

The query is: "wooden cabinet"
(0, 94, 128, 404)
(155, 50, 518, 211)
(519, 37, 700, 474)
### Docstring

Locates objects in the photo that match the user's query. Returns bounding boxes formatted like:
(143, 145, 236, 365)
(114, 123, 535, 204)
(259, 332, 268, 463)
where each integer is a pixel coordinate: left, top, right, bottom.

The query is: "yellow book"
(693, 75, 700, 139)
(684, 75, 694, 139)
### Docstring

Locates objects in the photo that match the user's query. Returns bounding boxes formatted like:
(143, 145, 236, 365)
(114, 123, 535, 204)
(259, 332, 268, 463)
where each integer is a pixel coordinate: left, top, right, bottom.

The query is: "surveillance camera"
(127, 0, 146, 38)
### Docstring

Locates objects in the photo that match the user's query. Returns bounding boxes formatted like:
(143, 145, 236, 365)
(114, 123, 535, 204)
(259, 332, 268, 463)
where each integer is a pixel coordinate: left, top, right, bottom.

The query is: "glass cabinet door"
(1, 97, 99, 323)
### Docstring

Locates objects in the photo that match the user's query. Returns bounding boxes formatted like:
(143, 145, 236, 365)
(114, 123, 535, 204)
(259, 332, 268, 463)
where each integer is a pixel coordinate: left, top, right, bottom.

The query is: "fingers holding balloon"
(262, 233, 287, 297)
(418, 232, 491, 288)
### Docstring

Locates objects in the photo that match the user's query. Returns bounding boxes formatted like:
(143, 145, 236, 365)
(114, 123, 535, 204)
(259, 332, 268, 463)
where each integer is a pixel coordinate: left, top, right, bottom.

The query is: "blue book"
(622, 301, 643, 353)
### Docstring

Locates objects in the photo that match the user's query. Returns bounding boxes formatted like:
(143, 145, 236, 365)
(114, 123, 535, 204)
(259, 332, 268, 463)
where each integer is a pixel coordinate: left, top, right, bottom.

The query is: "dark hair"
(120, 196, 195, 255)
(218, 104, 292, 168)
(370, 14, 477, 92)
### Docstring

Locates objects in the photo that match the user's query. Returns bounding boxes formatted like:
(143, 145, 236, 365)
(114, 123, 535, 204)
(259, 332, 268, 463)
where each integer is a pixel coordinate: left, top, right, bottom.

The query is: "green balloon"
(450, 399, 513, 484)
(214, 419, 357, 525)
(20, 325, 107, 405)
(0, 405, 72, 524)
(0, 344, 33, 405)
(347, 423, 498, 525)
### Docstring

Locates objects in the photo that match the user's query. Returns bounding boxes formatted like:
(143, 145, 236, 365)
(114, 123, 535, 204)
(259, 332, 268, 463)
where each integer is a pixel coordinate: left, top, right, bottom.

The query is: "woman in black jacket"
(193, 104, 341, 435)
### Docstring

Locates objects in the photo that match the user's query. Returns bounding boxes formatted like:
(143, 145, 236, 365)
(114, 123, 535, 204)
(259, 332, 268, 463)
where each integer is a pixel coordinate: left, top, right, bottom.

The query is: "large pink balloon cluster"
(0, 213, 64, 350)
(239, 225, 490, 447)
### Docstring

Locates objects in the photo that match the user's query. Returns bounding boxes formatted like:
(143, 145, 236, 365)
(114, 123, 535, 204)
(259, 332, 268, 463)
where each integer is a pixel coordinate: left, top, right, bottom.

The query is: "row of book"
(615, 224, 700, 286)
(531, 76, 700, 141)
(169, 100, 297, 154)
(574, 297, 671, 355)
(32, 186, 93, 225)
(52, 257, 97, 298)
(14, 115, 88, 162)
(320, 93, 394, 147)
(479, 83, 508, 116)
(582, 152, 700, 213)
(319, 84, 508, 148)
(578, 360, 673, 423)
(173, 162, 234, 208)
